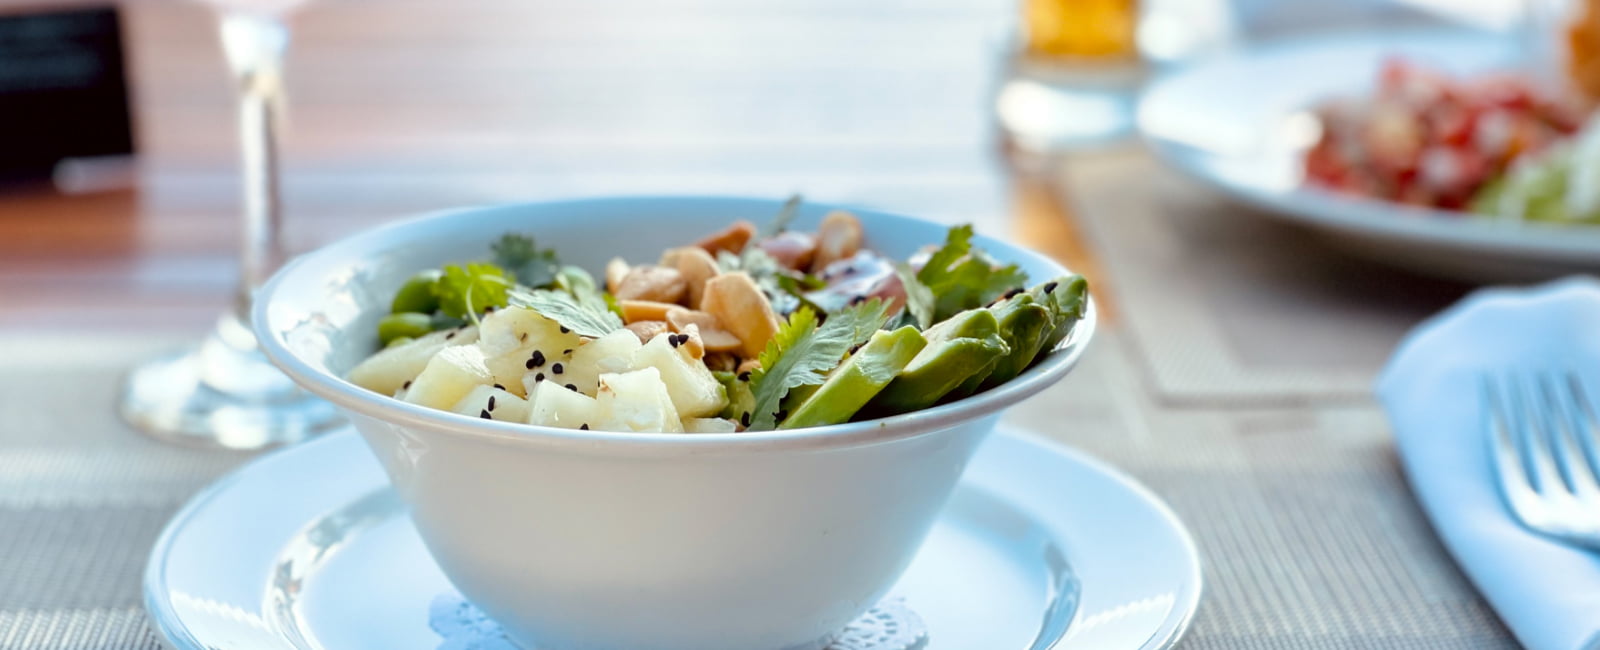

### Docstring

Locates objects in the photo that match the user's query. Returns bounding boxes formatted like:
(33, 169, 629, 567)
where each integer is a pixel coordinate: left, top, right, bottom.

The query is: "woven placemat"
(1007, 339, 1515, 648)
(1056, 150, 1473, 407)
(0, 335, 248, 650)
(0, 332, 1514, 648)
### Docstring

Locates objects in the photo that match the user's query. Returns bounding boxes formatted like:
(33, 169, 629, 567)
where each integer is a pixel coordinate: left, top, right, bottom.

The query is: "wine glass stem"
(220, 12, 290, 323)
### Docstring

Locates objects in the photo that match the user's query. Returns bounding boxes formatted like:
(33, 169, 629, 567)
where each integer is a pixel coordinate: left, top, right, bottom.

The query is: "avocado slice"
(1030, 275, 1089, 358)
(864, 309, 1010, 416)
(714, 371, 757, 428)
(780, 326, 928, 429)
(976, 294, 1052, 390)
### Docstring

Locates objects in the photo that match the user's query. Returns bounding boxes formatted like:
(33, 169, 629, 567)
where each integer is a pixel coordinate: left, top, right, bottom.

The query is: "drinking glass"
(995, 0, 1235, 152)
(119, 0, 341, 449)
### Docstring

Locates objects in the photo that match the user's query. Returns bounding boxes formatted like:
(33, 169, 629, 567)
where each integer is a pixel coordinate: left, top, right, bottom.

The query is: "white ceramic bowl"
(252, 196, 1095, 650)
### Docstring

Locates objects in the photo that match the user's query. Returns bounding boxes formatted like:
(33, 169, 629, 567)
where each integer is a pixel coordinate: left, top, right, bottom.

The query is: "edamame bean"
(379, 313, 433, 345)
(390, 270, 443, 314)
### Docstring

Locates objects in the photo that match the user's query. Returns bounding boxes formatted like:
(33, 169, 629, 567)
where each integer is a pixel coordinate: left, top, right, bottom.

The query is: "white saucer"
(144, 428, 1201, 649)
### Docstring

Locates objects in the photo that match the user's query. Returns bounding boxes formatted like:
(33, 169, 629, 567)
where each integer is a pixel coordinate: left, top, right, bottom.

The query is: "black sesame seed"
(579, 423, 590, 430)
(560, 326, 570, 334)
(487, 396, 497, 411)
(525, 358, 537, 370)
(1003, 288, 1024, 300)
(493, 383, 505, 390)
(534, 373, 546, 382)
(1043, 281, 1058, 294)
(737, 371, 751, 382)
(479, 409, 492, 419)
(565, 383, 578, 392)
(530, 350, 546, 367)
(552, 363, 564, 375)
(402, 380, 412, 390)
(485, 305, 496, 313)
(678, 333, 692, 345)
(445, 331, 456, 340)
(740, 411, 752, 427)
(668, 336, 681, 348)
(563, 349, 573, 355)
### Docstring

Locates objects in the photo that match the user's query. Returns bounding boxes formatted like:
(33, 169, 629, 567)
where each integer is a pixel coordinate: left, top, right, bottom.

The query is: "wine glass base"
(120, 346, 344, 451)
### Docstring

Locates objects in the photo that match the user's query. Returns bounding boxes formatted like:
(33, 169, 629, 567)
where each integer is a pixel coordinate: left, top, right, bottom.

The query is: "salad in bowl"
(252, 196, 1093, 650)
(345, 198, 1087, 435)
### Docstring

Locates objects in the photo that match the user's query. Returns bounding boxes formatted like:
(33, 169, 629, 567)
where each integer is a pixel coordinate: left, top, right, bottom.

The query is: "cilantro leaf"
(434, 263, 513, 322)
(508, 287, 624, 338)
(915, 225, 1029, 323)
(552, 265, 624, 319)
(491, 234, 562, 288)
(746, 298, 892, 430)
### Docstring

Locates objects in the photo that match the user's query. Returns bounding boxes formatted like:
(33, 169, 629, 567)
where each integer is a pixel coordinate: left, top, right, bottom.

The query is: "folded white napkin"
(1378, 277, 1600, 650)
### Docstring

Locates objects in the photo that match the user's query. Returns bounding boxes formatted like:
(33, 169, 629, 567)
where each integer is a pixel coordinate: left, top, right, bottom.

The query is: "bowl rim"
(252, 195, 1096, 454)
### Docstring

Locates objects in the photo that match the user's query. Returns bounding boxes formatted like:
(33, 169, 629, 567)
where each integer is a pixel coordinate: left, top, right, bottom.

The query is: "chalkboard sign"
(0, 6, 133, 182)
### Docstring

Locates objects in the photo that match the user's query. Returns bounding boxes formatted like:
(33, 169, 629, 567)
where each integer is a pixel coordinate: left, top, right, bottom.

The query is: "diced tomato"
(1302, 58, 1584, 210)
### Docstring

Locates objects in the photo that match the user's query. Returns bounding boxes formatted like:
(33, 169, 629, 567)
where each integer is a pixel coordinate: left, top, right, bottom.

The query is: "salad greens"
(435, 263, 514, 322)
(895, 262, 935, 329)
(914, 225, 1030, 324)
(491, 234, 562, 288)
(746, 298, 892, 431)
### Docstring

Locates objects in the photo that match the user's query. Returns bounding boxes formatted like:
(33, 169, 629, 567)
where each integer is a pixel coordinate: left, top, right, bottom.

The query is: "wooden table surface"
(1, 0, 1101, 333)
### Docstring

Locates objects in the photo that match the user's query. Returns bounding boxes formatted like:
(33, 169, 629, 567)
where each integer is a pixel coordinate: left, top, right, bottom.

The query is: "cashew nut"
(700, 272, 780, 359)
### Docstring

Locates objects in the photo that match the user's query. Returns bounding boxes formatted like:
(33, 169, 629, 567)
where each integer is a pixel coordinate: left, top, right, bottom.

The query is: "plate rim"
(143, 446, 265, 650)
(1138, 27, 1600, 264)
(993, 430, 1203, 650)
(143, 428, 1204, 650)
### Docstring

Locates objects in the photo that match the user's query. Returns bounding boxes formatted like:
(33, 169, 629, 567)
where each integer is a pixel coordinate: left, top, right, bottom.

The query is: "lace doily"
(428, 593, 927, 650)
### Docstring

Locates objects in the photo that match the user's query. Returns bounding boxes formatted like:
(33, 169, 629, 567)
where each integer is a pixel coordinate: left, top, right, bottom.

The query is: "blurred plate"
(144, 428, 1200, 650)
(1139, 29, 1600, 282)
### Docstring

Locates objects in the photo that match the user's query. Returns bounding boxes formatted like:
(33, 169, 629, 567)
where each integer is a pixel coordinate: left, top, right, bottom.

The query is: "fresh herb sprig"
(754, 194, 804, 242)
(508, 273, 625, 339)
(434, 263, 514, 324)
(491, 234, 561, 288)
(745, 298, 892, 430)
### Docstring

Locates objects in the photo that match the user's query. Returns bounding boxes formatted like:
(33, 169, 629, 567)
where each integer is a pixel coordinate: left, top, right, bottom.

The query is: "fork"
(1484, 371, 1600, 549)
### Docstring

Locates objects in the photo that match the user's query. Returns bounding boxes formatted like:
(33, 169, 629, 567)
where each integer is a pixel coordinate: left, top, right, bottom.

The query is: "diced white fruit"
(478, 307, 582, 357)
(348, 326, 478, 395)
(404, 345, 493, 410)
(478, 308, 583, 396)
(485, 344, 563, 398)
(683, 417, 738, 433)
(630, 335, 727, 418)
(595, 367, 683, 433)
(527, 381, 602, 430)
(557, 330, 641, 396)
(450, 385, 530, 423)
